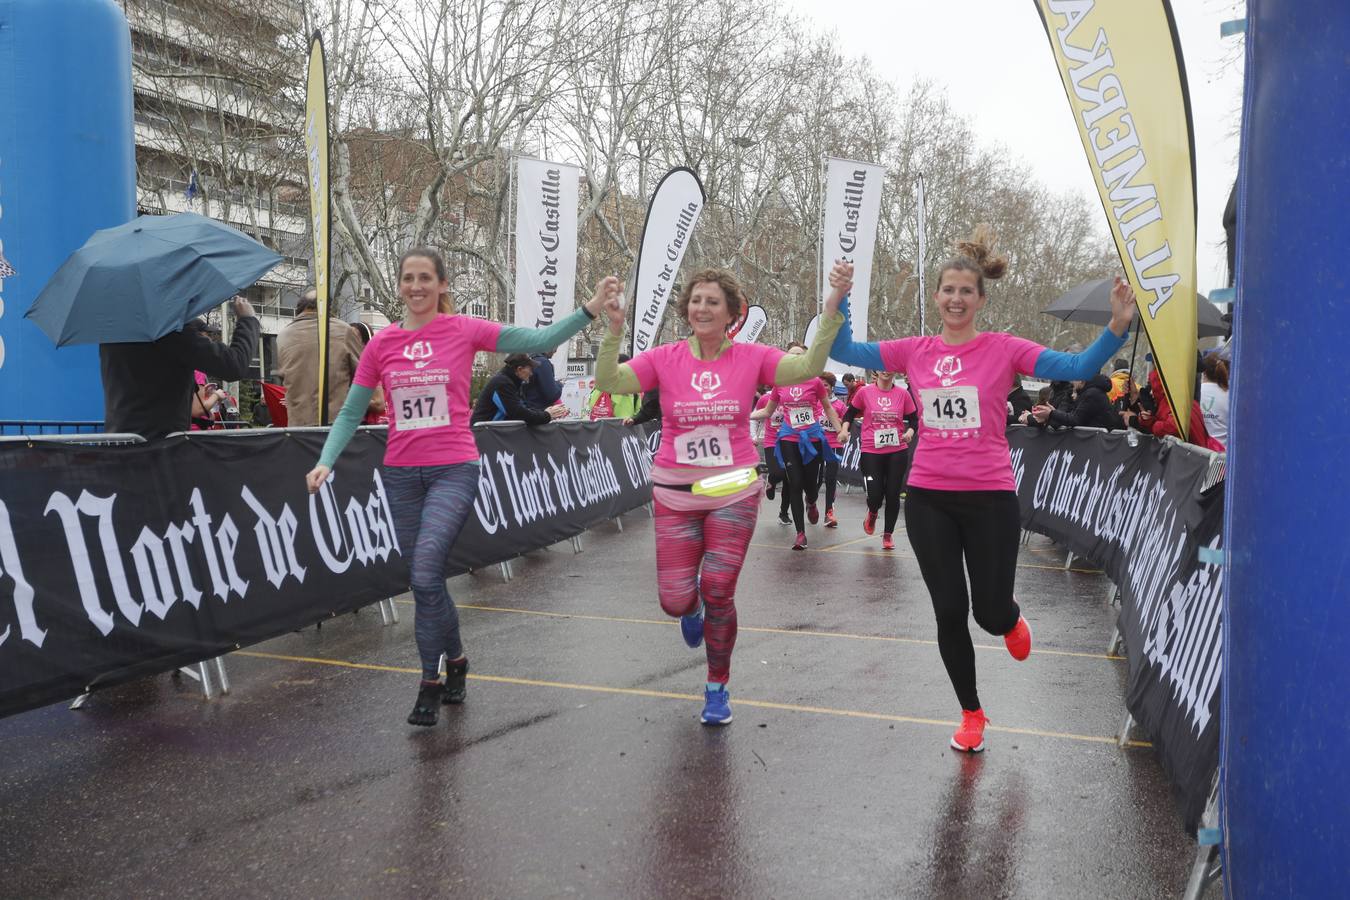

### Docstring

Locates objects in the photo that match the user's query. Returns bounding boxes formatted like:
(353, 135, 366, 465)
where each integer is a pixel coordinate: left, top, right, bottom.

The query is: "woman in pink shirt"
(842, 371, 918, 549)
(306, 247, 620, 727)
(817, 372, 851, 528)
(754, 360, 846, 550)
(595, 263, 851, 725)
(830, 226, 1136, 753)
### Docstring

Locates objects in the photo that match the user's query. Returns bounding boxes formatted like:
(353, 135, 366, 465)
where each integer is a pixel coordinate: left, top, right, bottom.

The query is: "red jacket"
(1142, 369, 1224, 451)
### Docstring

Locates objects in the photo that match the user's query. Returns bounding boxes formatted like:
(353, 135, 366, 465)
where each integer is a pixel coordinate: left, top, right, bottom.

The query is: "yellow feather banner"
(1034, 0, 1197, 438)
(305, 32, 332, 424)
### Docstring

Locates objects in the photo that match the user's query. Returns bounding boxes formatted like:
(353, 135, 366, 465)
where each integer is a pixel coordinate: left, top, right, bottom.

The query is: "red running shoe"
(807, 502, 820, 524)
(792, 532, 808, 551)
(863, 509, 877, 535)
(881, 533, 895, 551)
(824, 508, 839, 528)
(951, 708, 989, 752)
(1004, 615, 1032, 661)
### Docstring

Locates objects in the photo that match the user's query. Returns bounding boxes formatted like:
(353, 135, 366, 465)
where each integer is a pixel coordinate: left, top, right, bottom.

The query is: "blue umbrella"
(24, 212, 283, 346)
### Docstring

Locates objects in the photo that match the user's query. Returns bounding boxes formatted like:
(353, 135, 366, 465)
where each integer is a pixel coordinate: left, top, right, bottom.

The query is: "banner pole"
(916, 172, 927, 336)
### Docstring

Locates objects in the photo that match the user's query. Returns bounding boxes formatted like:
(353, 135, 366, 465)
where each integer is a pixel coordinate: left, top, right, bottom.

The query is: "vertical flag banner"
(1034, 0, 1197, 437)
(820, 156, 884, 373)
(916, 173, 928, 335)
(304, 32, 332, 424)
(630, 168, 705, 355)
(731, 305, 767, 344)
(514, 157, 580, 375)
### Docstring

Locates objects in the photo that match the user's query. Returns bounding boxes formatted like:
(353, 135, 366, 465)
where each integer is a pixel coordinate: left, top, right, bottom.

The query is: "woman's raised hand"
(305, 464, 331, 495)
(601, 281, 627, 336)
(824, 260, 854, 315)
(1109, 276, 1138, 336)
(586, 276, 624, 320)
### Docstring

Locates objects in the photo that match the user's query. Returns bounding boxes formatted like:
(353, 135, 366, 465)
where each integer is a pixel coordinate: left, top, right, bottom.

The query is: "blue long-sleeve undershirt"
(828, 296, 1128, 380)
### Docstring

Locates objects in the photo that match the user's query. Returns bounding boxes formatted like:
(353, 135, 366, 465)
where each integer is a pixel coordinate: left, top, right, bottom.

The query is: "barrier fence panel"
(0, 420, 655, 719)
(1006, 426, 1224, 833)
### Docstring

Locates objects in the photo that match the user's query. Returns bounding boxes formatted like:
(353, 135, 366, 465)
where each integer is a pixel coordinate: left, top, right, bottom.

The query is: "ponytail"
(939, 223, 1009, 295)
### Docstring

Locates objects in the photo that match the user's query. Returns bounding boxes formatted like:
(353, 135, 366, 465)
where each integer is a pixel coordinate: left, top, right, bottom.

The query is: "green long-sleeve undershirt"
(595, 310, 844, 395)
(316, 308, 595, 468)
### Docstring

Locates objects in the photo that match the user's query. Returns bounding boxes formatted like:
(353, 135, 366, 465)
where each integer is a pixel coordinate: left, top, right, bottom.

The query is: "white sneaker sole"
(701, 715, 733, 725)
(950, 737, 985, 752)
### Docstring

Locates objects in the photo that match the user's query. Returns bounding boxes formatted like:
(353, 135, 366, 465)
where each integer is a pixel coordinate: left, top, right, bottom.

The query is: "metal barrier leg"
(1116, 711, 1135, 748)
(499, 560, 513, 582)
(1064, 550, 1077, 570)
(378, 599, 392, 626)
(177, 662, 215, 700)
(69, 693, 89, 710)
(1182, 777, 1223, 900)
(213, 657, 231, 695)
(1020, 528, 1032, 547)
(1107, 626, 1124, 656)
(646, 502, 654, 517)
(385, 598, 399, 624)
(614, 515, 624, 533)
(571, 535, 584, 553)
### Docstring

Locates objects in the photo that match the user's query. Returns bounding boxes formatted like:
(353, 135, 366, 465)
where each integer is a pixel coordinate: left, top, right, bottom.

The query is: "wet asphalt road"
(0, 490, 1195, 898)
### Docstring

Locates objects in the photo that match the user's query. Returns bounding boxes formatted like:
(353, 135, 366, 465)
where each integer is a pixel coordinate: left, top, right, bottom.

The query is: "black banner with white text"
(1008, 426, 1222, 832)
(0, 422, 655, 719)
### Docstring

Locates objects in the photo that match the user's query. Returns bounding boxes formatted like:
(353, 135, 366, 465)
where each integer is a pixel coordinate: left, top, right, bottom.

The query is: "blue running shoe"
(681, 603, 705, 648)
(701, 687, 733, 725)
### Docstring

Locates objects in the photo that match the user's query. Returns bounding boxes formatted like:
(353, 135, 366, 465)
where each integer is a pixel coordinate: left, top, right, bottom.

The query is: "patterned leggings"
(383, 463, 481, 681)
(652, 491, 760, 683)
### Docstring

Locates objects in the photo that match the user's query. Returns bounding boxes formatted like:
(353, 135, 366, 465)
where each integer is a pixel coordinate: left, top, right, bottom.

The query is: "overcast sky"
(782, 0, 1245, 294)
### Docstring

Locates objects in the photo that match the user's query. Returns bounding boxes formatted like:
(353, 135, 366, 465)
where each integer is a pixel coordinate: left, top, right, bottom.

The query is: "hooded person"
(1108, 358, 1135, 404)
(1034, 374, 1123, 430)
(470, 353, 558, 425)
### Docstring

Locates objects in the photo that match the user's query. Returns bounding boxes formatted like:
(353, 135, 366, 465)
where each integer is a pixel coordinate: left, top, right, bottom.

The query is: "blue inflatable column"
(1224, 1, 1350, 895)
(0, 0, 136, 424)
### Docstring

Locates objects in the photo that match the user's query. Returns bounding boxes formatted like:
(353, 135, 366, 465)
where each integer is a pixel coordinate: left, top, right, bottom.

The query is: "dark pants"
(819, 453, 840, 510)
(860, 451, 909, 534)
(779, 439, 823, 532)
(904, 487, 1022, 711)
(383, 463, 480, 681)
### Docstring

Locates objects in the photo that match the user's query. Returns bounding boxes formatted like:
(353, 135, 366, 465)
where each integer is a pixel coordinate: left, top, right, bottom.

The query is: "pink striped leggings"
(652, 492, 760, 683)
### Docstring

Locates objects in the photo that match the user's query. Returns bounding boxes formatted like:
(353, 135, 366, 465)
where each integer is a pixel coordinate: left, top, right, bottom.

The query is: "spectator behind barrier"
(588, 353, 639, 420)
(520, 352, 563, 410)
(1135, 368, 1224, 451)
(349, 320, 388, 424)
(275, 288, 365, 426)
(470, 353, 566, 425)
(1032, 374, 1123, 430)
(100, 296, 260, 440)
(1199, 354, 1230, 446)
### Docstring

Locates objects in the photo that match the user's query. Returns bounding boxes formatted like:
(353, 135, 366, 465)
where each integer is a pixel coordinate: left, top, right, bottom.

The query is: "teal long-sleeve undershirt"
(316, 308, 595, 468)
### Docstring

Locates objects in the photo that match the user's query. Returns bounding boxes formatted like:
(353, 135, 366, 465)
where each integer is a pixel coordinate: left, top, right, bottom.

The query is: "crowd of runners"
(306, 226, 1137, 753)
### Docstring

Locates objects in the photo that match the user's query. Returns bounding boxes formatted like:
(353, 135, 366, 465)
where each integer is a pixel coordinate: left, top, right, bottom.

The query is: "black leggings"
(779, 439, 823, 532)
(763, 445, 791, 517)
(904, 487, 1022, 712)
(819, 454, 840, 510)
(860, 451, 909, 533)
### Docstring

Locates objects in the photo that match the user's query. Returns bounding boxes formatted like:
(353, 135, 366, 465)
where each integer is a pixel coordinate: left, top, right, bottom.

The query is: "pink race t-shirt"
(823, 397, 847, 449)
(851, 382, 917, 454)
(754, 391, 783, 447)
(627, 340, 784, 468)
(769, 378, 829, 443)
(354, 313, 503, 466)
(880, 332, 1044, 491)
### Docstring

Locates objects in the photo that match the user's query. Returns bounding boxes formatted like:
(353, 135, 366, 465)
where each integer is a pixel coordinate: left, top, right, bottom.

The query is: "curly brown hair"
(675, 268, 746, 326)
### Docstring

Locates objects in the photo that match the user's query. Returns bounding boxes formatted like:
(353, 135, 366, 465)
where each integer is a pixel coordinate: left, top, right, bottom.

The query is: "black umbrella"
(1043, 278, 1227, 337)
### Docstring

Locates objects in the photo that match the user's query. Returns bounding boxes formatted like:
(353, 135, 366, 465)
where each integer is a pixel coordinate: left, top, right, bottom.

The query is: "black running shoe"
(442, 658, 468, 705)
(408, 681, 443, 726)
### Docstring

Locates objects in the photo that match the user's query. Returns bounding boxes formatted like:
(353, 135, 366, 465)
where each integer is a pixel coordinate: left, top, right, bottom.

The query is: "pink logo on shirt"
(690, 371, 723, 400)
(877, 395, 892, 409)
(402, 340, 434, 369)
(934, 354, 963, 386)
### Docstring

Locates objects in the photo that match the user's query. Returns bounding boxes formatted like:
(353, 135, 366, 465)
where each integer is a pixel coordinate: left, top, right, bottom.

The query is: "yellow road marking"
(234, 649, 1152, 749)
(818, 535, 875, 553)
(748, 541, 1104, 573)
(437, 602, 1125, 661)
